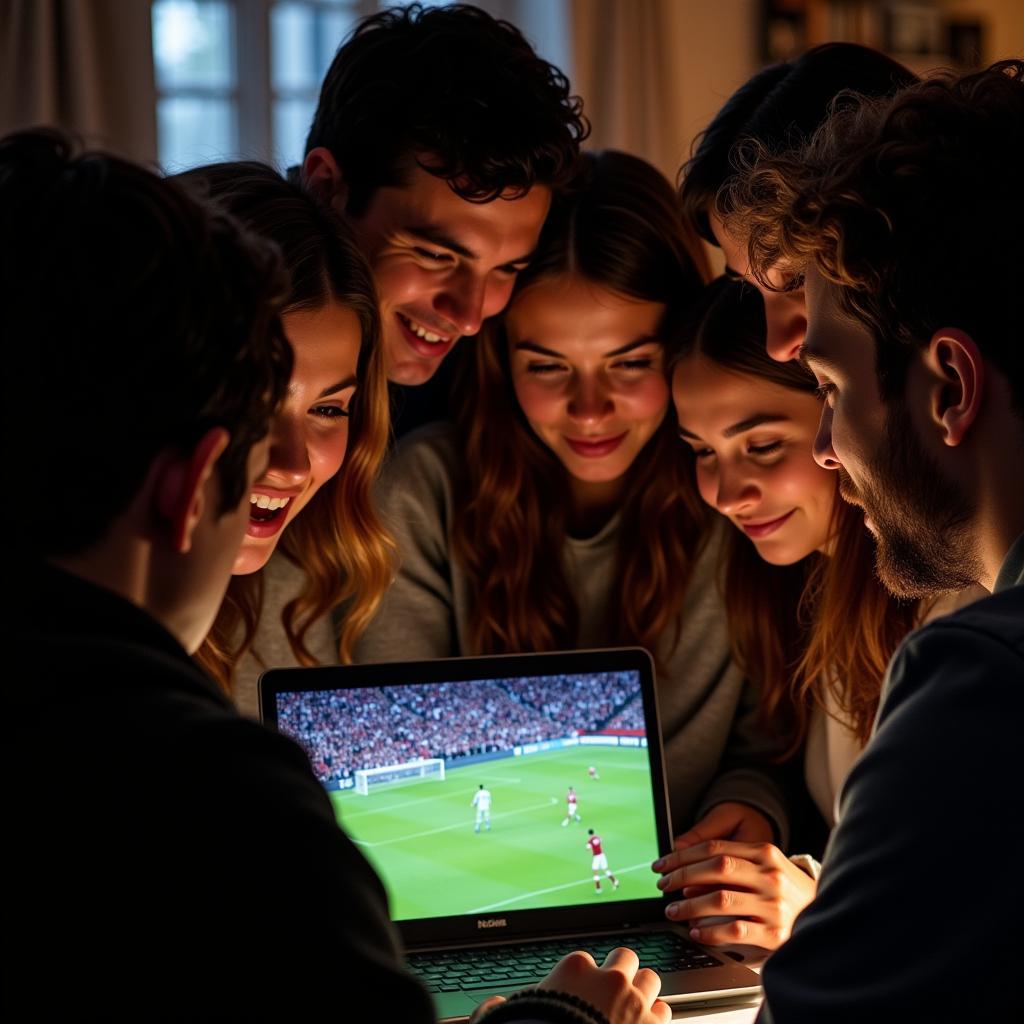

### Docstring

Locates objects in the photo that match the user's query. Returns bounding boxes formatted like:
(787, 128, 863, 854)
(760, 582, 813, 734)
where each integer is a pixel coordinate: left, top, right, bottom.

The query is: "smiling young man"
(301, 3, 585, 432)
(730, 61, 1024, 1021)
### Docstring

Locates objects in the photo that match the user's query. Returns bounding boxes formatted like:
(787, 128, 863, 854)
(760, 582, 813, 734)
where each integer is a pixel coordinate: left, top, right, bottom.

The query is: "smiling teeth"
(401, 314, 447, 344)
(249, 494, 290, 511)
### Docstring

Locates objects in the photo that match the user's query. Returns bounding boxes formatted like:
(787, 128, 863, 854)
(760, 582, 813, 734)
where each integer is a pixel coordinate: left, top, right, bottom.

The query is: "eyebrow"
(317, 375, 358, 399)
(678, 412, 790, 441)
(513, 336, 661, 359)
(406, 223, 534, 267)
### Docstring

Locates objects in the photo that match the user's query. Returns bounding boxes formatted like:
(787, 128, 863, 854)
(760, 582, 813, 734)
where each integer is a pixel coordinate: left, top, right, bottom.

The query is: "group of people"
(7, 3, 1022, 1021)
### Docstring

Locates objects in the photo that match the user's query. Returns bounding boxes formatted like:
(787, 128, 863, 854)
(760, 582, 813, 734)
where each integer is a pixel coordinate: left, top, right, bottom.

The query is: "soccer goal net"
(354, 758, 446, 796)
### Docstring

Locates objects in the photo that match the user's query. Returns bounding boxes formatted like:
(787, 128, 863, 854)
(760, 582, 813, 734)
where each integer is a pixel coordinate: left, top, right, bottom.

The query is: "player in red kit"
(587, 829, 619, 893)
(561, 785, 581, 826)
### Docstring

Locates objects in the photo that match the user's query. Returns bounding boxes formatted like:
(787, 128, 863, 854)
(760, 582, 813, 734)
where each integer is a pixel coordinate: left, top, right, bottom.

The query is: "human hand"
(534, 947, 670, 1023)
(672, 802, 775, 849)
(651, 839, 817, 950)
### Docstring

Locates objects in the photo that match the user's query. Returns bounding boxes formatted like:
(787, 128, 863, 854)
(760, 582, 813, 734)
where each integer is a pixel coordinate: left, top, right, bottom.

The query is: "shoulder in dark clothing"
(8, 564, 434, 1019)
(757, 584, 1023, 1023)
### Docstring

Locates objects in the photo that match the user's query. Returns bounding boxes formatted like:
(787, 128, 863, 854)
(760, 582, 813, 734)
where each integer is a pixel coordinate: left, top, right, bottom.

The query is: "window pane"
(317, 9, 355, 76)
(271, 2, 357, 92)
(153, 0, 235, 89)
(273, 97, 317, 169)
(157, 97, 238, 171)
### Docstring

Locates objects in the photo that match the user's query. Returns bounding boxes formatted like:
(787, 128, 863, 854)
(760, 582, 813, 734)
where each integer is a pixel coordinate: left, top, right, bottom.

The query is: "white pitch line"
(467, 862, 653, 914)
(340, 790, 456, 820)
(353, 799, 559, 849)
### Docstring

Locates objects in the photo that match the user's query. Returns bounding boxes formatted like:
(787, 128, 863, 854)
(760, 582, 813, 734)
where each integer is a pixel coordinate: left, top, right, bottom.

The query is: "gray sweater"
(349, 424, 789, 839)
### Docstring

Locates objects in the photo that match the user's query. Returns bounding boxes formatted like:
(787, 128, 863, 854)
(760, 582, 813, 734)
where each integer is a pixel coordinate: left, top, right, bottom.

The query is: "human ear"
(155, 428, 230, 554)
(926, 328, 983, 448)
(302, 148, 349, 213)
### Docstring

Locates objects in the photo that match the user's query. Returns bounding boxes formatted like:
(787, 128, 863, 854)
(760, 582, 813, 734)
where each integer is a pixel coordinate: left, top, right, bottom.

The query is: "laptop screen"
(267, 659, 665, 922)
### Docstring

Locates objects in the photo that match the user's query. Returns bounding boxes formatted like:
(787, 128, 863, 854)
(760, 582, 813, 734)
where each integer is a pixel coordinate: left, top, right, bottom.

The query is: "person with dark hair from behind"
(679, 42, 915, 362)
(724, 61, 1024, 1020)
(301, 2, 586, 434)
(3, 130, 672, 1024)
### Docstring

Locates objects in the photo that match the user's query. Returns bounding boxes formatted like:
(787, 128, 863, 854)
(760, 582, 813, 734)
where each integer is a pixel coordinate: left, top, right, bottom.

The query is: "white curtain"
(570, 0, 759, 184)
(0, 0, 157, 163)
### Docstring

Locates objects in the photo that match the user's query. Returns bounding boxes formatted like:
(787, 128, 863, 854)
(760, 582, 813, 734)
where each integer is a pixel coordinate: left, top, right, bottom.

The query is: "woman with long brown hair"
(356, 151, 793, 840)
(656, 278, 974, 950)
(177, 163, 393, 712)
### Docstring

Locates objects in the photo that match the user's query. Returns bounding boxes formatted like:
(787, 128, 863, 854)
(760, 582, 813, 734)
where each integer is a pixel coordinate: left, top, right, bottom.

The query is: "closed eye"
(414, 247, 453, 264)
(815, 382, 836, 401)
(526, 362, 566, 375)
(748, 440, 782, 456)
(614, 358, 655, 371)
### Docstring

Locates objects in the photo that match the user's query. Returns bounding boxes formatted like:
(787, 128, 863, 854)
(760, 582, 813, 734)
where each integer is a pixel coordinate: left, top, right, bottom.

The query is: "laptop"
(259, 648, 761, 1021)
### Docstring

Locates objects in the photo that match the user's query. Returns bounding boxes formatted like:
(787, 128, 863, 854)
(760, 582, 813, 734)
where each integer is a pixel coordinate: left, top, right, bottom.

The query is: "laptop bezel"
(259, 647, 679, 947)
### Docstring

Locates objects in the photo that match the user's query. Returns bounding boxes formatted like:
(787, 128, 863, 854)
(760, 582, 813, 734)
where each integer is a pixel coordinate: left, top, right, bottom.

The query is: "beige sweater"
(345, 424, 789, 839)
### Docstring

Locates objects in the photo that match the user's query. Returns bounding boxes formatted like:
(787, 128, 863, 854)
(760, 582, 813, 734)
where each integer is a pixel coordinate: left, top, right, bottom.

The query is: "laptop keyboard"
(407, 931, 722, 994)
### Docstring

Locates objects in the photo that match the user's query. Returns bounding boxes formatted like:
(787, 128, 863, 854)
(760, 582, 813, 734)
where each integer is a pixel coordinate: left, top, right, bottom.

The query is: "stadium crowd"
(276, 674, 643, 784)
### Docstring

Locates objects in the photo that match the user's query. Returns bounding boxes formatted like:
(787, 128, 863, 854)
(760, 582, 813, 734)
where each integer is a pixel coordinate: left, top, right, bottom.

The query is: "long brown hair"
(673, 278, 915, 753)
(180, 163, 393, 690)
(452, 150, 710, 659)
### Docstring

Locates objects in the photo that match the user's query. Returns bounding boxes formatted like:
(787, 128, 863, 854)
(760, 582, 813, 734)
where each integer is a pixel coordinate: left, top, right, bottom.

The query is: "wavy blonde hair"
(180, 163, 394, 691)
(451, 151, 710, 661)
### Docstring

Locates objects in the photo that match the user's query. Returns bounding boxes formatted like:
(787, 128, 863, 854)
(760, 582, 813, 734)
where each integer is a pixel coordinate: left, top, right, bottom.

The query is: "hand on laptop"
(652, 838, 816, 950)
(672, 801, 775, 848)
(470, 948, 670, 1023)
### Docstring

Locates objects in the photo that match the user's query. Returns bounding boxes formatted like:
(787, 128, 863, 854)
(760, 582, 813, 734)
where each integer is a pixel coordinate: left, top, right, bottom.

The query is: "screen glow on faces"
(351, 162, 551, 386)
(275, 671, 661, 920)
(708, 211, 807, 363)
(232, 301, 362, 575)
(506, 274, 669, 503)
(672, 354, 836, 565)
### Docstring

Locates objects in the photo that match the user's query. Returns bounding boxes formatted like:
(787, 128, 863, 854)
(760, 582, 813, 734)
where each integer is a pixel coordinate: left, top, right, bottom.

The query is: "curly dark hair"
(305, 2, 587, 215)
(680, 43, 915, 245)
(729, 59, 1024, 412)
(1, 130, 293, 559)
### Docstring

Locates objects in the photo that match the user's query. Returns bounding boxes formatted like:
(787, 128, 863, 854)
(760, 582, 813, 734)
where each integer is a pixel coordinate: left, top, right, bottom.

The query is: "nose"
(567, 375, 614, 426)
(715, 463, 760, 516)
(813, 403, 842, 471)
(265, 411, 310, 487)
(764, 298, 807, 363)
(434, 270, 493, 338)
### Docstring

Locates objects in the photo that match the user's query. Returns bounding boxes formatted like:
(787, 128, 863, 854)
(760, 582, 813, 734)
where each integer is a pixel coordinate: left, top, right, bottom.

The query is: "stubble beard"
(839, 400, 981, 600)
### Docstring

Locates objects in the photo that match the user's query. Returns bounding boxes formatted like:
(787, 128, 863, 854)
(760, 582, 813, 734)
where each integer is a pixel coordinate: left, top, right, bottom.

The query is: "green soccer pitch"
(331, 745, 661, 920)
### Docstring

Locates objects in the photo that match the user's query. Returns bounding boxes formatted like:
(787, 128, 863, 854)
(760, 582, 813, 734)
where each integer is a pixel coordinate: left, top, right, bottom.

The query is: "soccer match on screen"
(275, 671, 662, 921)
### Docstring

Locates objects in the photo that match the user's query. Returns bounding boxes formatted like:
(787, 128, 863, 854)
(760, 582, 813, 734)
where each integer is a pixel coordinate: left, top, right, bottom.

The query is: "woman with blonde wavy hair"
(177, 163, 392, 712)
(356, 150, 794, 841)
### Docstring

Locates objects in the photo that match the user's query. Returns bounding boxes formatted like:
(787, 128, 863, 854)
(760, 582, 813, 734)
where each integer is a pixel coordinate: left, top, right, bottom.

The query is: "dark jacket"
(758, 537, 1024, 1022)
(7, 563, 434, 1019)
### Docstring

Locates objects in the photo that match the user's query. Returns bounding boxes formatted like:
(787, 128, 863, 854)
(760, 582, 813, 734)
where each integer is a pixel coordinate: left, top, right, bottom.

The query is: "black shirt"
(7, 563, 434, 1018)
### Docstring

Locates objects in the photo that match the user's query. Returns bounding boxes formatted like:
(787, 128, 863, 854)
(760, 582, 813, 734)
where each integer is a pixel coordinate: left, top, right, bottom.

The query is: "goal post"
(354, 758, 446, 796)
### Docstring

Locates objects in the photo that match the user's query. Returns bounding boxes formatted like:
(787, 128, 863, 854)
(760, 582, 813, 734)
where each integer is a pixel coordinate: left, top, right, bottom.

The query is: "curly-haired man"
(729, 59, 1024, 1022)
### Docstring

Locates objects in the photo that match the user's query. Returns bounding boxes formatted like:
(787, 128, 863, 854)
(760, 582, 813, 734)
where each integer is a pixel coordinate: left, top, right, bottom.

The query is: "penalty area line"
(467, 862, 652, 914)
(352, 799, 559, 848)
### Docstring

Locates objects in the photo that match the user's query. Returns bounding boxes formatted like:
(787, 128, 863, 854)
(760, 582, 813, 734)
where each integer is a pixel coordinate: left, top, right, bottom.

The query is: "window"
(153, 0, 361, 172)
(152, 0, 571, 172)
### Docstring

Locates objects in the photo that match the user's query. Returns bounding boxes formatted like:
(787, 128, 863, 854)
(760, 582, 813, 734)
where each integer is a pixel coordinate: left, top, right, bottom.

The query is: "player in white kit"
(471, 784, 492, 832)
